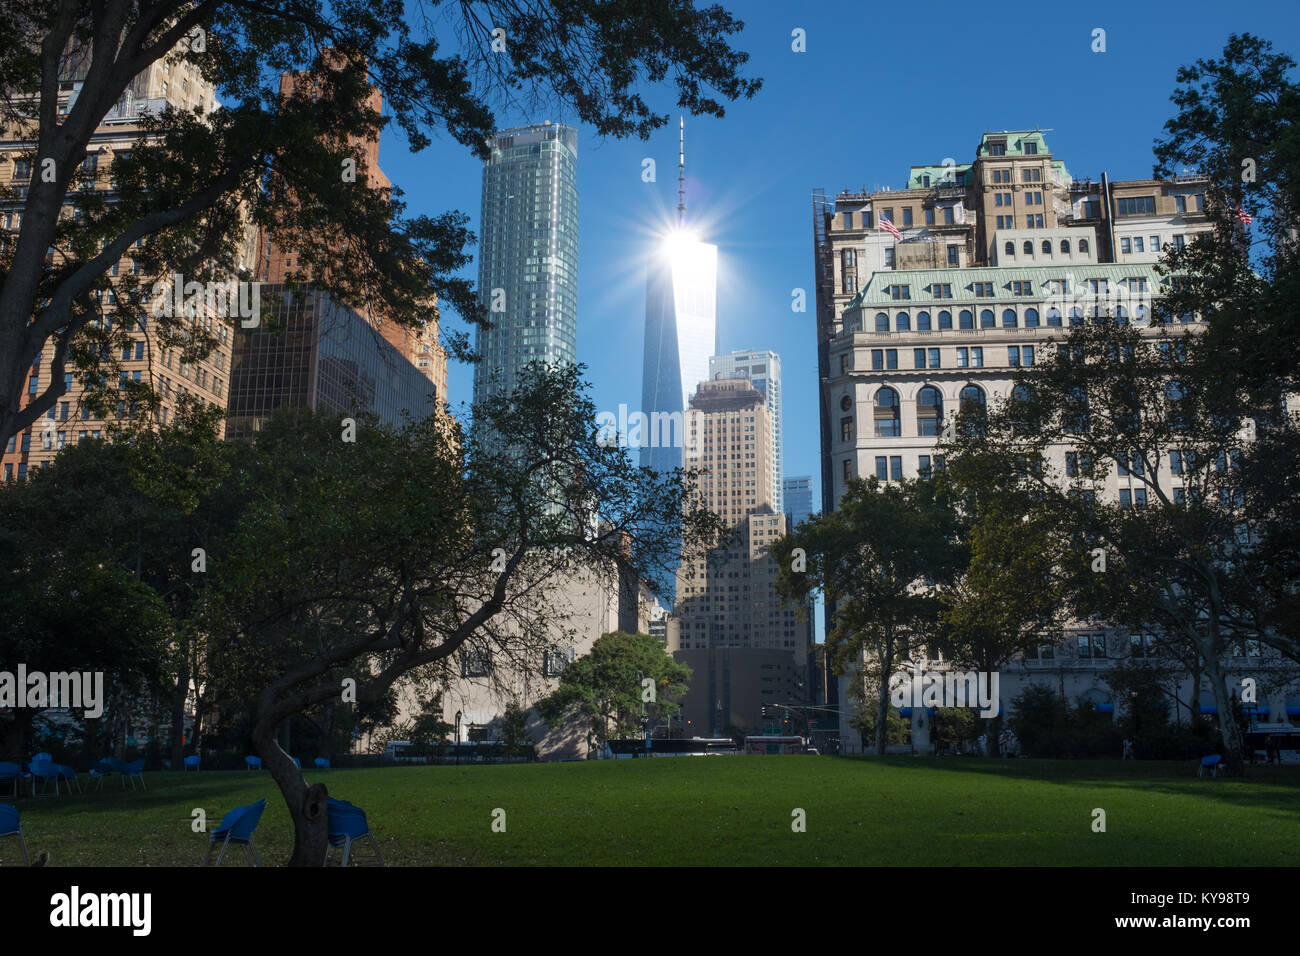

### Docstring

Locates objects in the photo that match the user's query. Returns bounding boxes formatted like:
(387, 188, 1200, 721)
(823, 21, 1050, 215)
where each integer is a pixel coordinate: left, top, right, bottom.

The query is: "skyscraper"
(783, 475, 813, 528)
(709, 350, 783, 515)
(667, 377, 803, 734)
(640, 120, 717, 475)
(473, 123, 579, 407)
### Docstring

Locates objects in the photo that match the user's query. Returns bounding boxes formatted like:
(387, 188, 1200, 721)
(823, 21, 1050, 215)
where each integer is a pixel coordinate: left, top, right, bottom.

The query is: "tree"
(773, 477, 962, 755)
(0, 0, 761, 450)
(935, 481, 1068, 756)
(195, 364, 720, 864)
(1152, 34, 1300, 666)
(536, 631, 691, 743)
(941, 314, 1268, 775)
(0, 402, 227, 761)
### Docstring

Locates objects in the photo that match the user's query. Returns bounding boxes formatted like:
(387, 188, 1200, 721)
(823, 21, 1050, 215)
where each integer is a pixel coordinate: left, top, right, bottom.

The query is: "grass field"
(4, 756, 1297, 866)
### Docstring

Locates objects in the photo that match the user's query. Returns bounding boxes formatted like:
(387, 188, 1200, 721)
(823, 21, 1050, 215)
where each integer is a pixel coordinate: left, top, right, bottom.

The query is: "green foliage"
(931, 707, 979, 750)
(773, 476, 961, 754)
(849, 699, 908, 749)
(0, 0, 760, 450)
(500, 703, 533, 757)
(536, 632, 690, 742)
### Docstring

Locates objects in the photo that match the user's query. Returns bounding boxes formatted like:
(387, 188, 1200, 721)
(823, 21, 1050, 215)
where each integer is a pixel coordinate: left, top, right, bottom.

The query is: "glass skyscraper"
(473, 123, 579, 407)
(640, 231, 718, 475)
(226, 286, 436, 439)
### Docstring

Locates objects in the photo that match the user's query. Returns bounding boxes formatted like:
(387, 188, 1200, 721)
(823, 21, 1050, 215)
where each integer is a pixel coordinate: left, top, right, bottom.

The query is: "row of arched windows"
(870, 384, 988, 437)
(871, 305, 1180, 331)
(1004, 238, 1088, 258)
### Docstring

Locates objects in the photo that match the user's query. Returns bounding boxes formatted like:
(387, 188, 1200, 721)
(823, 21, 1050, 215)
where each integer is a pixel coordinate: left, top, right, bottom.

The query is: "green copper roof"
(977, 130, 1051, 157)
(906, 164, 973, 189)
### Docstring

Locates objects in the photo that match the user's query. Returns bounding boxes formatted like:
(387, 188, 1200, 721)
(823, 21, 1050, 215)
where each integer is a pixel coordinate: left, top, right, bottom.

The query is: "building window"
(914, 348, 926, 370)
(886, 349, 897, 370)
(938, 310, 952, 330)
(957, 347, 969, 369)
(971, 346, 983, 368)
(460, 648, 493, 678)
(1011, 281, 1032, 296)
(1121, 237, 1131, 254)
(873, 385, 904, 437)
(890, 456, 903, 480)
(1060, 239, 1071, 254)
(1119, 489, 1132, 508)
(919, 455, 932, 478)
(844, 459, 854, 482)
(1134, 237, 1145, 252)
(874, 457, 887, 480)
(1079, 238, 1090, 254)
(980, 309, 995, 329)
(1023, 240, 1033, 255)
(1150, 235, 1161, 251)
(876, 312, 889, 332)
(885, 248, 896, 268)
(947, 245, 960, 265)
(872, 349, 884, 370)
(943, 206, 955, 224)
(1008, 346, 1021, 367)
(928, 348, 940, 369)
(1077, 634, 1107, 658)
(841, 415, 856, 441)
(1025, 308, 1039, 327)
(1117, 196, 1156, 216)
(1023, 142, 1038, 155)
(902, 208, 913, 227)
(974, 282, 993, 297)
(896, 312, 911, 331)
(1042, 240, 1052, 254)
(891, 285, 911, 300)
(1047, 308, 1061, 326)
(917, 311, 931, 331)
(959, 310, 974, 330)
(1003, 308, 1018, 328)
(925, 208, 935, 226)
(1004, 241, 1015, 258)
(1134, 488, 1148, 508)
(1169, 450, 1183, 475)
(917, 385, 943, 436)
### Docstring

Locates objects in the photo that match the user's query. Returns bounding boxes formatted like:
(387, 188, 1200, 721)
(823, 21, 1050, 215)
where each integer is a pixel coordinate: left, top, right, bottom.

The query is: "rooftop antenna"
(677, 116, 686, 227)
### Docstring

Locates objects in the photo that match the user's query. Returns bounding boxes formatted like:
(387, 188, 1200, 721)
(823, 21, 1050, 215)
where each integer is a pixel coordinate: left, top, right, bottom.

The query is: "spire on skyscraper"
(677, 116, 686, 227)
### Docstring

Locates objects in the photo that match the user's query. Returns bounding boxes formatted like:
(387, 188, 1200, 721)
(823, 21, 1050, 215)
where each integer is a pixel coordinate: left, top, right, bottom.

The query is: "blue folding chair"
(183, 755, 201, 772)
(28, 759, 61, 797)
(123, 759, 146, 791)
(313, 758, 330, 770)
(291, 756, 301, 769)
(0, 804, 29, 865)
(204, 799, 267, 867)
(244, 755, 262, 771)
(325, 798, 384, 866)
(56, 765, 81, 794)
(1198, 754, 1223, 777)
(30, 752, 52, 763)
(88, 759, 117, 791)
(0, 763, 22, 799)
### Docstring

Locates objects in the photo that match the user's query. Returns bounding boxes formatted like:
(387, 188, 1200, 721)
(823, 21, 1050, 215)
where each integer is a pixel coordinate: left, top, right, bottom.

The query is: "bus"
(601, 737, 738, 758)
(743, 736, 807, 755)
(383, 741, 427, 764)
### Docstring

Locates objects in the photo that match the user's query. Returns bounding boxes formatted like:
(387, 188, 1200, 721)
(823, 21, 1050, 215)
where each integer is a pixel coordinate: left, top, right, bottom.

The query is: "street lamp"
(454, 711, 462, 766)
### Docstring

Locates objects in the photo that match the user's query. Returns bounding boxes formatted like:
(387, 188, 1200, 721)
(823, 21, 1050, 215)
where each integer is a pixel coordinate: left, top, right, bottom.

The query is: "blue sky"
(378, 0, 1298, 515)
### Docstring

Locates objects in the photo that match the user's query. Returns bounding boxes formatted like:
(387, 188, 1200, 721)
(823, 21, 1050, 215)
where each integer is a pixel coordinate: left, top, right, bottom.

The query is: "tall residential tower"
(473, 123, 579, 406)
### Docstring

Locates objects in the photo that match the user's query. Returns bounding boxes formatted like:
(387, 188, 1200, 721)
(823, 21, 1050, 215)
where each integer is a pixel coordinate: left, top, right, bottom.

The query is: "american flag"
(1234, 206, 1253, 226)
(877, 215, 902, 240)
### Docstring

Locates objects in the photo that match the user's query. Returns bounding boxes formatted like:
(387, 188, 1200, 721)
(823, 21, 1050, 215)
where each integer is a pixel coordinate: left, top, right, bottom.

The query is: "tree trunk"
(253, 727, 331, 865)
(169, 672, 187, 769)
(1205, 661, 1246, 776)
(876, 638, 894, 756)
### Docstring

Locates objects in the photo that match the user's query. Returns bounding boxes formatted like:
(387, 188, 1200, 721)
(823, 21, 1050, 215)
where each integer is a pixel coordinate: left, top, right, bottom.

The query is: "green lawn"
(5, 756, 1297, 866)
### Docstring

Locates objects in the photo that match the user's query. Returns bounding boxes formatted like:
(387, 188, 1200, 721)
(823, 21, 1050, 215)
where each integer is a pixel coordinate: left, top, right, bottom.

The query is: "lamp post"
(454, 711, 462, 766)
